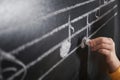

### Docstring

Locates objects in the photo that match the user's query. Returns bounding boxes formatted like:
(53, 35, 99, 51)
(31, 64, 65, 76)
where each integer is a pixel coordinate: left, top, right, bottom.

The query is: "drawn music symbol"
(95, 0, 101, 18)
(80, 15, 90, 48)
(0, 49, 27, 80)
(60, 15, 75, 58)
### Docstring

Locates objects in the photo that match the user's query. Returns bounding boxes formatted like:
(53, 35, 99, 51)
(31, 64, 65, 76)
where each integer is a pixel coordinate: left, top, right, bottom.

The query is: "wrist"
(106, 54, 120, 73)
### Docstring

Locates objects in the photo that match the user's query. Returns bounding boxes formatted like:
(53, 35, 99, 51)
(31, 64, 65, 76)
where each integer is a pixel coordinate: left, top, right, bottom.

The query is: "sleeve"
(109, 66, 120, 80)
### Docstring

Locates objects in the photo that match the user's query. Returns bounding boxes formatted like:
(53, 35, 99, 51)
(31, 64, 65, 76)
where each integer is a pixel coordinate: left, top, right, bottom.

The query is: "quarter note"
(60, 15, 74, 58)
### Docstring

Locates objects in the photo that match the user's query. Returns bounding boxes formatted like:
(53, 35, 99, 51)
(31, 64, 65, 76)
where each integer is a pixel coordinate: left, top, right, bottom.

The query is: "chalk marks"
(95, 0, 101, 18)
(80, 4, 117, 48)
(8, 0, 96, 55)
(95, 0, 110, 18)
(0, 0, 117, 80)
(0, 49, 27, 80)
(38, 11, 118, 80)
(80, 15, 90, 48)
(3, 67, 17, 73)
(9, 0, 115, 56)
(88, 12, 118, 39)
(0, 0, 95, 35)
(60, 40, 71, 58)
(42, 0, 95, 20)
(6, 1, 118, 80)
(60, 15, 74, 58)
(38, 44, 81, 80)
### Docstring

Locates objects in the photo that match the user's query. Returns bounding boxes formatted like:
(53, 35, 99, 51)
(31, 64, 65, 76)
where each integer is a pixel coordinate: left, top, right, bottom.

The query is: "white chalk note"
(0, 0, 118, 80)
(60, 15, 75, 58)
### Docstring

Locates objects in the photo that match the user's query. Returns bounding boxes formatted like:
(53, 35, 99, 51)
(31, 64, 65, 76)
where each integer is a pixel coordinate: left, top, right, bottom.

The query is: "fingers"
(92, 43, 113, 51)
(89, 37, 115, 57)
(98, 49, 111, 57)
(88, 37, 120, 73)
(89, 37, 114, 48)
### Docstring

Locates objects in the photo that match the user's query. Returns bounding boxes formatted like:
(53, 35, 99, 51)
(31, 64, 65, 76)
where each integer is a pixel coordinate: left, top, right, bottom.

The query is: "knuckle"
(99, 49, 110, 56)
(99, 49, 105, 53)
(100, 38, 106, 42)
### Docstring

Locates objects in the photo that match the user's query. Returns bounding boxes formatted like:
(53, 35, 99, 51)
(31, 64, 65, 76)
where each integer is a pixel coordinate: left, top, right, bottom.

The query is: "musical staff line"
(9, 0, 115, 55)
(38, 44, 82, 80)
(42, 0, 95, 20)
(88, 12, 118, 39)
(7, 4, 117, 80)
(38, 12, 117, 80)
(0, 0, 95, 34)
(0, 49, 27, 80)
(60, 15, 74, 58)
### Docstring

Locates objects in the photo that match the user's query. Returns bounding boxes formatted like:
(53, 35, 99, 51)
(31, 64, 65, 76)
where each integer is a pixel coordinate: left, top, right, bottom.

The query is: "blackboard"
(0, 0, 119, 80)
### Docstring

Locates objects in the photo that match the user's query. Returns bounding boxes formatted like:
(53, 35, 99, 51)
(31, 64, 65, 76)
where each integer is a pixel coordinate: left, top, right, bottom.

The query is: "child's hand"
(89, 37, 120, 73)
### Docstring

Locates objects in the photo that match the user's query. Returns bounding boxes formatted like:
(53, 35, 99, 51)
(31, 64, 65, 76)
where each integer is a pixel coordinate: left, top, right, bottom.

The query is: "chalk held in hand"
(80, 37, 90, 48)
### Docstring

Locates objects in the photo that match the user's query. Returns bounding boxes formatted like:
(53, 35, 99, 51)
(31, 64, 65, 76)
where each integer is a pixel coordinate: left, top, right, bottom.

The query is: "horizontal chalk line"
(88, 12, 118, 38)
(0, 0, 95, 34)
(7, 4, 117, 80)
(9, 0, 115, 55)
(38, 11, 118, 80)
(40, 12, 118, 80)
(38, 44, 81, 80)
(42, 0, 95, 20)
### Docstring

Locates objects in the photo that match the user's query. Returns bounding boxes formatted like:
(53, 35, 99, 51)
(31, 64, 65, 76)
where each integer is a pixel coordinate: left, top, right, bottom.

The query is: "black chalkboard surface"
(0, 0, 119, 80)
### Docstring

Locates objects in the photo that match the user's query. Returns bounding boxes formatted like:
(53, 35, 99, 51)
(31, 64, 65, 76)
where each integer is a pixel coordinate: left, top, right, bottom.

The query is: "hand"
(89, 37, 120, 73)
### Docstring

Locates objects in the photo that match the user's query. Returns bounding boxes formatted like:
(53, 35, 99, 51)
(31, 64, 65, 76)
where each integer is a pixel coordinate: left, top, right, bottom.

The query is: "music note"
(0, 49, 27, 80)
(95, 0, 101, 18)
(60, 15, 74, 58)
(80, 15, 90, 48)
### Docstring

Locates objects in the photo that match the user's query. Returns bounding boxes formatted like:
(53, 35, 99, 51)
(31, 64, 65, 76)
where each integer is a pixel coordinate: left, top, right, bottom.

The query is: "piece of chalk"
(80, 37, 90, 48)
(85, 38, 90, 46)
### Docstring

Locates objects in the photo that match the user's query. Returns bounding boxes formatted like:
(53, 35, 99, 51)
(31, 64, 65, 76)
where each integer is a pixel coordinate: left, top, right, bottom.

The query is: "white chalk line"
(38, 11, 118, 80)
(0, 0, 95, 35)
(42, 0, 95, 20)
(89, 4, 117, 26)
(9, 0, 115, 55)
(38, 44, 81, 80)
(3, 67, 17, 73)
(88, 12, 118, 39)
(7, 4, 117, 80)
(7, 20, 89, 80)
(0, 49, 27, 80)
